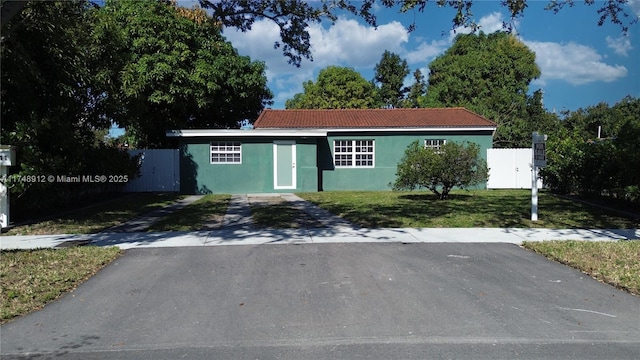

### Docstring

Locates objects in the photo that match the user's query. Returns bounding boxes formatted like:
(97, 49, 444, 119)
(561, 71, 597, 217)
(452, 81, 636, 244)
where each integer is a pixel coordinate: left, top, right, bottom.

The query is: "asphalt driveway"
(2, 243, 639, 359)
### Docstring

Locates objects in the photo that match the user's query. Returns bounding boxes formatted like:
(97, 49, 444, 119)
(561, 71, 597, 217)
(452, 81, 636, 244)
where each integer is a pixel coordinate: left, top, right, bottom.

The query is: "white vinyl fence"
(487, 148, 543, 189)
(124, 149, 180, 192)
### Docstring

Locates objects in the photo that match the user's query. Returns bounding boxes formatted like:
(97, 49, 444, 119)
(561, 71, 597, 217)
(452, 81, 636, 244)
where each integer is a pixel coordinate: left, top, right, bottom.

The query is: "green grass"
(523, 240, 640, 296)
(3, 193, 183, 235)
(149, 194, 231, 231)
(297, 190, 638, 228)
(0, 246, 122, 323)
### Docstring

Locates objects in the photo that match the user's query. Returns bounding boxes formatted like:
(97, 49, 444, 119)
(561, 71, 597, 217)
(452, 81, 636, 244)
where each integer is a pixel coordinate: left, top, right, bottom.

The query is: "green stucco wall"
(179, 130, 493, 194)
(180, 137, 318, 194)
(319, 131, 493, 191)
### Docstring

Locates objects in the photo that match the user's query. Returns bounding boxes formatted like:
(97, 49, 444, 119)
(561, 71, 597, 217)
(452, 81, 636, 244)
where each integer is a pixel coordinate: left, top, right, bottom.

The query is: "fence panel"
(124, 149, 180, 192)
(487, 148, 542, 189)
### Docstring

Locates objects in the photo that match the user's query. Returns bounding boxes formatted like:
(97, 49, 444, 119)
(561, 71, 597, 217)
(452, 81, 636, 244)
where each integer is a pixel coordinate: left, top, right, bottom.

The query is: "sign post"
(0, 146, 16, 228)
(531, 132, 547, 221)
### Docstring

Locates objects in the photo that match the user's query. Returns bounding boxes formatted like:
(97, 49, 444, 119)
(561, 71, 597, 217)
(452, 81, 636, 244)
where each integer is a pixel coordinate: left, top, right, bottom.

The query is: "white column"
(531, 163, 538, 221)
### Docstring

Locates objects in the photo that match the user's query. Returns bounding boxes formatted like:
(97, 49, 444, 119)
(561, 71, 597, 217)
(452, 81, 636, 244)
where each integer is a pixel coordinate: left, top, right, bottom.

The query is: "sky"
(217, 0, 640, 115)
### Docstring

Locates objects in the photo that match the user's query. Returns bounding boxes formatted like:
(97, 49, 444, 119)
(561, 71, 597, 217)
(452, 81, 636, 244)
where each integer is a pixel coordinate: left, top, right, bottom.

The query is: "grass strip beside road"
(0, 246, 122, 323)
(3, 193, 183, 235)
(298, 190, 638, 228)
(149, 194, 231, 231)
(523, 240, 640, 296)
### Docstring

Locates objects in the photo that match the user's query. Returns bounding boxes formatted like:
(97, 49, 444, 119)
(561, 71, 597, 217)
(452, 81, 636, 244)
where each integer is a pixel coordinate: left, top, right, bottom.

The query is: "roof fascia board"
(166, 129, 328, 138)
(166, 127, 496, 138)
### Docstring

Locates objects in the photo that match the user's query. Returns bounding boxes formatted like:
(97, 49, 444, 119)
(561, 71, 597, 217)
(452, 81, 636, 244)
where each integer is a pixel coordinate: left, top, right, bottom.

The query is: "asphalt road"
(2, 243, 639, 359)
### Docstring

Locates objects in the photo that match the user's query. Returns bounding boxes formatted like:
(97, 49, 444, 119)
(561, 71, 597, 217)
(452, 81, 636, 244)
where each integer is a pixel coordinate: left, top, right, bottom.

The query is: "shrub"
(392, 140, 488, 200)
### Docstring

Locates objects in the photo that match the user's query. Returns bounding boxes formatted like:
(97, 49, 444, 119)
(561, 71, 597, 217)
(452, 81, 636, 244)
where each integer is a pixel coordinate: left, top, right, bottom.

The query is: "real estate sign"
(0, 147, 16, 166)
(532, 133, 547, 168)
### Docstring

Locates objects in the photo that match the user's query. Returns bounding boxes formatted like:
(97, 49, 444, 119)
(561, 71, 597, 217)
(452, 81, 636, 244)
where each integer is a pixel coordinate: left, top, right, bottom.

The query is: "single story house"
(167, 108, 497, 194)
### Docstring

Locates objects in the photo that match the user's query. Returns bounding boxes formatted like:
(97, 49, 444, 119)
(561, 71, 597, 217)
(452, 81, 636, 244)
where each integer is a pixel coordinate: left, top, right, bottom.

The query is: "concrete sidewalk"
(1, 192, 638, 250)
(1, 227, 638, 250)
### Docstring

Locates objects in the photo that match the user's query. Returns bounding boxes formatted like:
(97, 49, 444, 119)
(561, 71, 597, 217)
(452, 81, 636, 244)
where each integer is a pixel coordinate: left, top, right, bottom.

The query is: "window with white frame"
(210, 141, 241, 164)
(424, 139, 446, 152)
(334, 140, 374, 168)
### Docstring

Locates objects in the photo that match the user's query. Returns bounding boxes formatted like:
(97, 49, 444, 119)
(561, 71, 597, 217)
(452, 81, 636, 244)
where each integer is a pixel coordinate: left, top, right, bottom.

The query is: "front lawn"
(3, 193, 183, 235)
(297, 190, 638, 228)
(148, 194, 231, 231)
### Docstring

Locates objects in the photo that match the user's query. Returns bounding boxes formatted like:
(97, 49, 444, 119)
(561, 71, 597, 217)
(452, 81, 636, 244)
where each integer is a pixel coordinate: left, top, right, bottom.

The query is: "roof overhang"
(166, 129, 328, 138)
(167, 126, 496, 138)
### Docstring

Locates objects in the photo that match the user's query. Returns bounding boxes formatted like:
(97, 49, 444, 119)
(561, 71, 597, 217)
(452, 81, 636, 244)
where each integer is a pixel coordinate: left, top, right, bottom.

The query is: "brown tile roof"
(253, 108, 497, 129)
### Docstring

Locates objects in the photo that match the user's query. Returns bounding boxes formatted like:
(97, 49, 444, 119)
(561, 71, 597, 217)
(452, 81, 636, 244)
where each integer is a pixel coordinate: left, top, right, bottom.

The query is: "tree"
(540, 96, 640, 206)
(561, 96, 639, 140)
(421, 32, 541, 147)
(523, 90, 561, 138)
(1, 0, 138, 219)
(615, 116, 640, 203)
(392, 140, 488, 200)
(404, 69, 427, 108)
(285, 66, 378, 109)
(92, 0, 273, 148)
(374, 50, 410, 108)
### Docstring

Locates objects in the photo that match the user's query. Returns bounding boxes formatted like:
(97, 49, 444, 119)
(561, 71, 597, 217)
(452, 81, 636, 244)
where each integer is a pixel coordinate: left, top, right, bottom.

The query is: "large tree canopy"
(1, 0, 138, 218)
(422, 31, 543, 147)
(285, 66, 378, 109)
(93, 0, 273, 148)
(541, 96, 640, 202)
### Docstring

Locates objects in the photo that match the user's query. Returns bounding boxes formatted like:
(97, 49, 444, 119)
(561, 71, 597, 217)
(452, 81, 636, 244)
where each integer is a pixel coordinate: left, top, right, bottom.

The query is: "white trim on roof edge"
(166, 129, 328, 137)
(166, 126, 496, 138)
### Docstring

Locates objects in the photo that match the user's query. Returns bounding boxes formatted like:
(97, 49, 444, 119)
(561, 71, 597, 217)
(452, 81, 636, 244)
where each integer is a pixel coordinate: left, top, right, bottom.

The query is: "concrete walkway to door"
(222, 193, 358, 230)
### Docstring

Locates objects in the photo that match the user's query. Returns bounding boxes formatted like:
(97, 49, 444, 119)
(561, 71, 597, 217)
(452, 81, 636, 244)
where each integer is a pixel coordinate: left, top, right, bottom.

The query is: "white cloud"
(450, 11, 516, 40)
(524, 40, 628, 85)
(477, 12, 509, 34)
(308, 18, 408, 68)
(271, 70, 315, 105)
(606, 35, 633, 56)
(405, 39, 449, 63)
(629, 0, 640, 17)
(224, 18, 408, 74)
(405, 12, 514, 68)
(224, 18, 410, 107)
(222, 20, 293, 76)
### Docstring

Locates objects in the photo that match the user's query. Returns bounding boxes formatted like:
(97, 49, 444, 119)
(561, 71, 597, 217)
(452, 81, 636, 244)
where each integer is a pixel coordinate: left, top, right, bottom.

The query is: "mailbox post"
(0, 146, 16, 228)
(531, 132, 547, 221)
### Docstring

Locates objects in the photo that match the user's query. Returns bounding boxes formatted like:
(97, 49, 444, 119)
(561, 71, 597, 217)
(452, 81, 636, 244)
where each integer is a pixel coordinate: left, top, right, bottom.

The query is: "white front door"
(273, 141, 296, 190)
